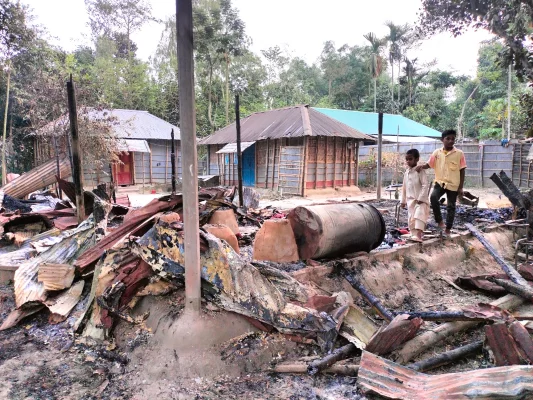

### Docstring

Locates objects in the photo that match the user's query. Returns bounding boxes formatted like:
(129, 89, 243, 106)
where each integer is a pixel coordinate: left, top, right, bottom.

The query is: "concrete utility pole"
(66, 75, 85, 223)
(176, 0, 201, 314)
(377, 113, 383, 200)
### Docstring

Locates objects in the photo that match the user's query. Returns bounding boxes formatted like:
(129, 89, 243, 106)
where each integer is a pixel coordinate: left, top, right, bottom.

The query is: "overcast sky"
(24, 0, 493, 76)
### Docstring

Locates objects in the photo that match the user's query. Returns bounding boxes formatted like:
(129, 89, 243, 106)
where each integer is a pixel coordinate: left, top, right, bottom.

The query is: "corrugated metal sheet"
(38, 109, 181, 141)
(314, 108, 441, 138)
(358, 351, 533, 399)
(2, 155, 71, 198)
(117, 139, 151, 153)
(200, 105, 374, 145)
(216, 142, 255, 154)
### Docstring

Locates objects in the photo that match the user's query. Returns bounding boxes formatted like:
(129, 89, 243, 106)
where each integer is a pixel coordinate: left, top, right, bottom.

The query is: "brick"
(253, 219, 299, 262)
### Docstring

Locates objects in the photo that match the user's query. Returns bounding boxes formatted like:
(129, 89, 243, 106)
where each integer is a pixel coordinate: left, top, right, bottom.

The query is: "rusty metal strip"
(358, 351, 533, 399)
(485, 323, 524, 366)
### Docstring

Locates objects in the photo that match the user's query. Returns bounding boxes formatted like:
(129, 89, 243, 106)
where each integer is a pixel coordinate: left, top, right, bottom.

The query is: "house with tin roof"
(313, 108, 441, 143)
(199, 105, 375, 196)
(34, 109, 181, 187)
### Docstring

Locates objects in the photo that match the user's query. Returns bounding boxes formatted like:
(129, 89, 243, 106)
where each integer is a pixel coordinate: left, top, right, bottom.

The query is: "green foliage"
(418, 0, 533, 81)
(2, 0, 533, 183)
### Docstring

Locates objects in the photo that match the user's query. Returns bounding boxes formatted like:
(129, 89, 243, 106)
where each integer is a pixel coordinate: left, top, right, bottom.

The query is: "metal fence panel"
(278, 146, 303, 195)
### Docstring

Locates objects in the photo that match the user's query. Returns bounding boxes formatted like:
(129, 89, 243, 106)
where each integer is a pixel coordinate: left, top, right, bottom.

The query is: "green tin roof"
(313, 108, 441, 138)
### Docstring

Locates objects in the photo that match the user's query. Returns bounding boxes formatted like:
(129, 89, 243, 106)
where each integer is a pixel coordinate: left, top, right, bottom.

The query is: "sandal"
(407, 236, 423, 243)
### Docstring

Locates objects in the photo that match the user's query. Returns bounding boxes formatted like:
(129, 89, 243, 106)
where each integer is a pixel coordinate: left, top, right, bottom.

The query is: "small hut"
(34, 109, 182, 187)
(200, 105, 375, 196)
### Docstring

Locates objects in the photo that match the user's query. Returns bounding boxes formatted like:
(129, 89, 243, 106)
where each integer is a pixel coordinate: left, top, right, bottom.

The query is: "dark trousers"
(430, 183, 458, 230)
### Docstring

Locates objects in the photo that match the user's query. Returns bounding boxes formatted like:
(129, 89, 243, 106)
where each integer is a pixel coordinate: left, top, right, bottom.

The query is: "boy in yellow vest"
(416, 130, 466, 236)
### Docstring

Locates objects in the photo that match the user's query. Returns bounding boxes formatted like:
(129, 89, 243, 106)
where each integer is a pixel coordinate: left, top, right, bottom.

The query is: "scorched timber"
(407, 340, 483, 372)
(341, 268, 395, 322)
(74, 195, 182, 271)
(466, 223, 531, 287)
(307, 343, 357, 376)
(131, 217, 339, 351)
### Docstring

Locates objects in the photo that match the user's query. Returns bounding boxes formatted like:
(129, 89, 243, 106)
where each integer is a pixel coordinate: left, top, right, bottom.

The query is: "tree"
(418, 0, 533, 81)
(0, 0, 35, 184)
(384, 22, 411, 110)
(85, 0, 153, 57)
(363, 32, 387, 112)
(194, 0, 246, 130)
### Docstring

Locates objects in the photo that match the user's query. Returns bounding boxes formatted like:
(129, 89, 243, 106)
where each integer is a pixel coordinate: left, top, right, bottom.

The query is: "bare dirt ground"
(0, 189, 524, 400)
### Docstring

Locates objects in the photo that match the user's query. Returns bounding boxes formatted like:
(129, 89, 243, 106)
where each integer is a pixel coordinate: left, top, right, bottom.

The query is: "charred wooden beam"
(407, 340, 483, 372)
(66, 75, 85, 224)
(307, 343, 357, 376)
(396, 294, 524, 364)
(341, 268, 395, 322)
(466, 223, 530, 287)
(274, 362, 359, 376)
(490, 171, 530, 210)
(488, 276, 533, 301)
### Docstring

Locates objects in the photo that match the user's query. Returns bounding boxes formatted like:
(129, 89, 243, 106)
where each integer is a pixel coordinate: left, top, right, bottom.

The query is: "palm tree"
(385, 22, 412, 111)
(363, 32, 386, 112)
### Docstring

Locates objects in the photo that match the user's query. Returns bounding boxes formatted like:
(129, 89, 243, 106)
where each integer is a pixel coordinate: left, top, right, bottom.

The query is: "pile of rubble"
(2, 169, 533, 398)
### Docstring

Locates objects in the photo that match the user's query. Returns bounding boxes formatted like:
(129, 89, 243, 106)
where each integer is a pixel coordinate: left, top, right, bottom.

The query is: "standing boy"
(401, 149, 430, 242)
(415, 129, 467, 236)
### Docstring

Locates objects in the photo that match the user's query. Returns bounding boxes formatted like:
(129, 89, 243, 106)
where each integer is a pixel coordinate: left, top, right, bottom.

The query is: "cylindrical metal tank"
(287, 203, 386, 259)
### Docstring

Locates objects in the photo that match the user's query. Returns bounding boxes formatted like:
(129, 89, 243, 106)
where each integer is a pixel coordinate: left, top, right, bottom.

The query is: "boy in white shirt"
(401, 149, 430, 242)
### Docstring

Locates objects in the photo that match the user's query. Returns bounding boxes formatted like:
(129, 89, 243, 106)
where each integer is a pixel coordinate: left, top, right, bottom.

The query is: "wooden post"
(324, 137, 328, 188)
(217, 152, 222, 185)
(314, 137, 319, 189)
(53, 136, 62, 198)
(519, 144, 523, 187)
(348, 140, 352, 186)
(235, 94, 243, 207)
(265, 139, 270, 188)
(149, 143, 153, 184)
(302, 137, 309, 196)
(271, 140, 276, 189)
(66, 75, 85, 223)
(333, 137, 337, 187)
(165, 142, 169, 184)
(480, 143, 485, 188)
(206, 145, 211, 176)
(176, 0, 201, 314)
(341, 138, 345, 187)
(170, 128, 177, 195)
(377, 113, 383, 200)
(142, 152, 146, 191)
(65, 132, 73, 172)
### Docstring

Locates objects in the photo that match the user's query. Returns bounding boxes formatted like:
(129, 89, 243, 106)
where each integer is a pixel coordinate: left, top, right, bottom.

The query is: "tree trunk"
(391, 57, 394, 108)
(2, 66, 11, 186)
(457, 85, 479, 140)
(397, 60, 401, 105)
(507, 64, 512, 140)
(207, 64, 214, 132)
(225, 54, 230, 125)
(374, 78, 377, 112)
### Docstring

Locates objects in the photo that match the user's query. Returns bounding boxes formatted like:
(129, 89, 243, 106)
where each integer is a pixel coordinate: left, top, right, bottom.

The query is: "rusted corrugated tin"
(199, 105, 375, 145)
(358, 351, 533, 399)
(2, 156, 71, 199)
(14, 217, 95, 308)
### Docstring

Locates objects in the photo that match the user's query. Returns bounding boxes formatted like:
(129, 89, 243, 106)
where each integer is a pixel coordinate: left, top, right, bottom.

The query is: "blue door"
(242, 144, 255, 186)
